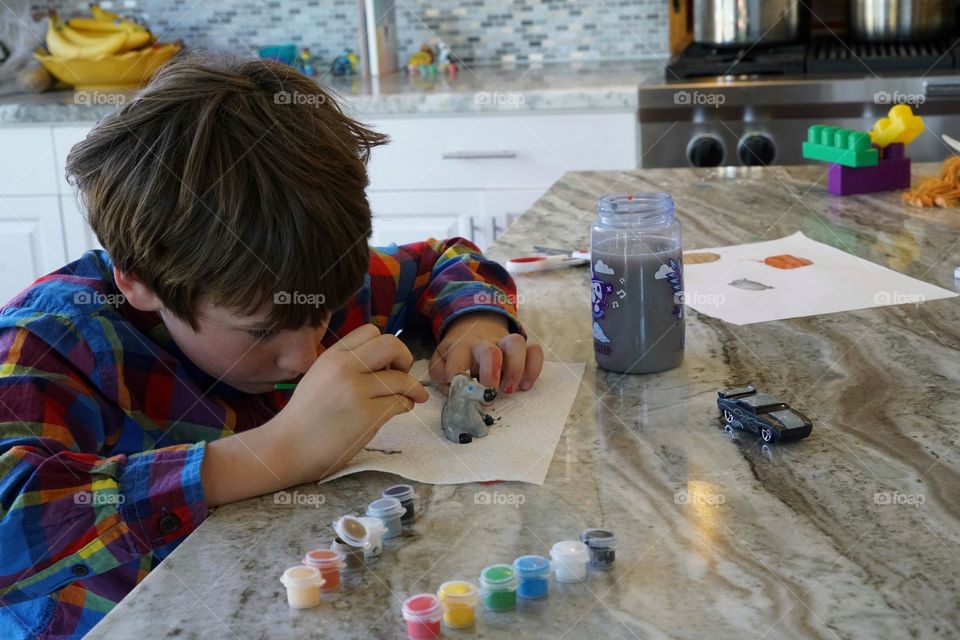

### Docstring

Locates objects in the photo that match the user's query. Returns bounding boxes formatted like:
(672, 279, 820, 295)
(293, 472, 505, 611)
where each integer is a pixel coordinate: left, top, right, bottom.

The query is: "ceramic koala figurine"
(441, 373, 497, 444)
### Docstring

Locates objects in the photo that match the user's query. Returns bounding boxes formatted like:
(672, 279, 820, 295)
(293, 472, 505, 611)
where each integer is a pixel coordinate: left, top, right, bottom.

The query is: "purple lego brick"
(827, 143, 911, 196)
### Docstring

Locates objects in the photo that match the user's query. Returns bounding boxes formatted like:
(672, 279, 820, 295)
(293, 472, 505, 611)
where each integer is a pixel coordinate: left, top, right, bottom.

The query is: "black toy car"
(717, 386, 812, 443)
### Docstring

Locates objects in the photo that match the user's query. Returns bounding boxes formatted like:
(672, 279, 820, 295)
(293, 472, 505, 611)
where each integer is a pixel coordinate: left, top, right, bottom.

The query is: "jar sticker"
(591, 279, 615, 320)
(654, 258, 685, 319)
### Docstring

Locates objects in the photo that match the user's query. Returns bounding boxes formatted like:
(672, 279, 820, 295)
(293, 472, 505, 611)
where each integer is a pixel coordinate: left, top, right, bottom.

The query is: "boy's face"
(161, 300, 329, 395)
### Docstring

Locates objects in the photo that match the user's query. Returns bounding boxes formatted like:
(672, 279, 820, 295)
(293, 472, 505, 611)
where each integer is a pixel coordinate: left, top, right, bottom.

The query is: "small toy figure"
(441, 373, 497, 444)
(716, 385, 812, 443)
(331, 48, 357, 76)
(406, 43, 434, 73)
(295, 47, 315, 76)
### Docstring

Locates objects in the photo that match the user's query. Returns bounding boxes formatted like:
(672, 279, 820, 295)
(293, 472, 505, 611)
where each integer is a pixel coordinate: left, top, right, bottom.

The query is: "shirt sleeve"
(0, 328, 208, 604)
(368, 237, 525, 339)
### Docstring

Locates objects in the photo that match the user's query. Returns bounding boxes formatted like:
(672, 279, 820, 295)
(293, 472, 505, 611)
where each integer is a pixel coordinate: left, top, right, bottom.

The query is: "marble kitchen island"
(88, 165, 960, 639)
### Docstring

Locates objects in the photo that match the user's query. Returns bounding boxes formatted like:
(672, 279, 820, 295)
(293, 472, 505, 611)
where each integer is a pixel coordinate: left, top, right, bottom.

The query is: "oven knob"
(738, 134, 776, 166)
(687, 134, 724, 168)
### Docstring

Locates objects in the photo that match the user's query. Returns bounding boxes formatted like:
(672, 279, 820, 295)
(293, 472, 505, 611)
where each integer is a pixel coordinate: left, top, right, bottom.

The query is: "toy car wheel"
(760, 426, 774, 443)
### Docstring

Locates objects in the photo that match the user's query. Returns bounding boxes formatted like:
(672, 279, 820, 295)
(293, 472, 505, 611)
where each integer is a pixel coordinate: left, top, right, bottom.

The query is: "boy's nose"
(276, 335, 323, 374)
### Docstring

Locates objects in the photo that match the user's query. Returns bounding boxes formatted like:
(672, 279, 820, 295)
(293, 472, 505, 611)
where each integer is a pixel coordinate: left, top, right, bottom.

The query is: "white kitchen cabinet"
(52, 126, 95, 194)
(0, 127, 58, 196)
(367, 190, 475, 247)
(60, 194, 102, 262)
(0, 196, 66, 303)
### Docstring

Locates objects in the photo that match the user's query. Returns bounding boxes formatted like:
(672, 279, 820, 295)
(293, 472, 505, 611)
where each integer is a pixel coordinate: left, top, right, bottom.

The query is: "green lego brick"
(802, 125, 879, 168)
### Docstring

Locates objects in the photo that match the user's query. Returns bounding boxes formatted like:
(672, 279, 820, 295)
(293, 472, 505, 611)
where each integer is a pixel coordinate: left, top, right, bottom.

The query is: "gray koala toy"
(441, 373, 498, 444)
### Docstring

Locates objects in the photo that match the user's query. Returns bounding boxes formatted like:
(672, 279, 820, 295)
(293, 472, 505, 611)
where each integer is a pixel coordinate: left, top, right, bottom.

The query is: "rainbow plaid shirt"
(0, 239, 520, 639)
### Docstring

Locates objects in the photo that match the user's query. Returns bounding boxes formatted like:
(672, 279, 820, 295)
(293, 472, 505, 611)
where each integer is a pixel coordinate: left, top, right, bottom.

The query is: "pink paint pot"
(303, 549, 345, 592)
(401, 593, 442, 639)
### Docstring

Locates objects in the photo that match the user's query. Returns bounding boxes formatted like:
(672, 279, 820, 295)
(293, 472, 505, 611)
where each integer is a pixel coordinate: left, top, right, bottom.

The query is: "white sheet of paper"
(320, 360, 585, 486)
(682, 231, 957, 325)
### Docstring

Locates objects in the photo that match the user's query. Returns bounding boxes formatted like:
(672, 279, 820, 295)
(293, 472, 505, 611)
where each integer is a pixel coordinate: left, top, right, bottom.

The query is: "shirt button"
(71, 565, 89, 577)
(157, 514, 181, 535)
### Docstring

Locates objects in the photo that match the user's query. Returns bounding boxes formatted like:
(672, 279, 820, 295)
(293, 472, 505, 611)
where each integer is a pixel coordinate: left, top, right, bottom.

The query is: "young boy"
(0, 57, 542, 638)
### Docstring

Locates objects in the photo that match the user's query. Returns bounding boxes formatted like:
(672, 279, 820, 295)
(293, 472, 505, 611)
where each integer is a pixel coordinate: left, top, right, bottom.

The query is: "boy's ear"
(113, 267, 163, 312)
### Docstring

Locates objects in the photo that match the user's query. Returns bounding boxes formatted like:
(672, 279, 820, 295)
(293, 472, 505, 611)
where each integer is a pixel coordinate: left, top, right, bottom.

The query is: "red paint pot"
(401, 593, 442, 639)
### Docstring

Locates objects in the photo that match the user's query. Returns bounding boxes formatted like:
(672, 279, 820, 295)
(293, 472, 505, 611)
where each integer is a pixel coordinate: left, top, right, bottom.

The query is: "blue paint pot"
(513, 555, 550, 599)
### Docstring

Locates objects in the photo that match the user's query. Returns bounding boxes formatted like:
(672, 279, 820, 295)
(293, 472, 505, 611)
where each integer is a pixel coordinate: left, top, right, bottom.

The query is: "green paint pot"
(478, 564, 519, 612)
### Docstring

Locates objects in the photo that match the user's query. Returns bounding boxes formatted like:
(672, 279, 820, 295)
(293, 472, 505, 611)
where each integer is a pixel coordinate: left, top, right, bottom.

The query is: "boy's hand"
(429, 312, 543, 393)
(278, 324, 428, 480)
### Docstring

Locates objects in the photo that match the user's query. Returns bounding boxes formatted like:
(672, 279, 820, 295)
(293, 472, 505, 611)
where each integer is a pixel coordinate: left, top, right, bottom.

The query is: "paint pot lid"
(356, 516, 386, 537)
(479, 564, 519, 590)
(550, 540, 590, 563)
(280, 565, 325, 589)
(580, 528, 618, 549)
(303, 548, 345, 569)
(333, 515, 370, 548)
(513, 555, 551, 577)
(437, 580, 478, 606)
(402, 593, 442, 622)
(382, 483, 415, 502)
(366, 496, 406, 518)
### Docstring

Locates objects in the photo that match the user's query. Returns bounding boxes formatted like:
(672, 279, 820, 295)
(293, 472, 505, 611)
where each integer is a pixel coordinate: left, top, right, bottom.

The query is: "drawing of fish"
(729, 278, 774, 291)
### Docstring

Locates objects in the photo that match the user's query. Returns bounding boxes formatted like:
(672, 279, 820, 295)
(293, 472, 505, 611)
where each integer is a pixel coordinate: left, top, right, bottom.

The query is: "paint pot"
(580, 528, 617, 571)
(356, 516, 387, 557)
(550, 540, 590, 583)
(366, 497, 406, 539)
(330, 537, 364, 571)
(382, 484, 419, 523)
(513, 555, 551, 599)
(478, 564, 519, 611)
(436, 580, 478, 628)
(333, 515, 374, 558)
(401, 593, 443, 639)
(303, 549, 345, 592)
(279, 565, 325, 609)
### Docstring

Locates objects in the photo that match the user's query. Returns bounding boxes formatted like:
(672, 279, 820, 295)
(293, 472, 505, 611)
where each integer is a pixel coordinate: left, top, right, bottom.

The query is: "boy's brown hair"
(66, 55, 387, 330)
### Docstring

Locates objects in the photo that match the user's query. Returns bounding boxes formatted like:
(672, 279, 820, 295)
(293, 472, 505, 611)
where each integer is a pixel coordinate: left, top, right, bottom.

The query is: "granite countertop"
(0, 60, 663, 124)
(87, 164, 960, 639)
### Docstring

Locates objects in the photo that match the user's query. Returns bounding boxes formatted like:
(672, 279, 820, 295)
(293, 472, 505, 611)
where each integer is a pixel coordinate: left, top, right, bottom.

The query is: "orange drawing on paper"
(684, 251, 721, 265)
(762, 254, 813, 270)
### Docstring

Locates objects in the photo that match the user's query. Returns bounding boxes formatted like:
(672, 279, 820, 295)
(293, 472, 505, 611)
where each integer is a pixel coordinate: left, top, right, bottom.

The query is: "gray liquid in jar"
(591, 235, 684, 374)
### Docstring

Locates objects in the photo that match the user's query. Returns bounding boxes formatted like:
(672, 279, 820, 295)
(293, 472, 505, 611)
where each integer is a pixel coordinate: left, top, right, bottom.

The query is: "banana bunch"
(45, 5, 155, 60)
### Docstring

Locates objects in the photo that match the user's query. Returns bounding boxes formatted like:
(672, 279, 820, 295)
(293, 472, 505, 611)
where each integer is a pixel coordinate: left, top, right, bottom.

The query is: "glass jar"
(590, 192, 684, 374)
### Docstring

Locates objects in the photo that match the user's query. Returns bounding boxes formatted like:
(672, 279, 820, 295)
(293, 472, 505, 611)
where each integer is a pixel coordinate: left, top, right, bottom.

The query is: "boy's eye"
(246, 328, 276, 341)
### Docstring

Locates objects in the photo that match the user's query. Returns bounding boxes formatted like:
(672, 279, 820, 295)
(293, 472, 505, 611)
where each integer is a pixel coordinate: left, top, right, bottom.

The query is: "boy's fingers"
(365, 370, 429, 403)
(497, 333, 527, 393)
(472, 342, 503, 388)
(519, 343, 544, 391)
(370, 394, 416, 428)
(351, 334, 414, 373)
(435, 346, 472, 383)
(329, 324, 381, 352)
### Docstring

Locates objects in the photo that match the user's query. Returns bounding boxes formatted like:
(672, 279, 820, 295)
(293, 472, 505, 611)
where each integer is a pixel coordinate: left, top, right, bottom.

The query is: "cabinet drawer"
(0, 127, 57, 196)
(365, 112, 636, 191)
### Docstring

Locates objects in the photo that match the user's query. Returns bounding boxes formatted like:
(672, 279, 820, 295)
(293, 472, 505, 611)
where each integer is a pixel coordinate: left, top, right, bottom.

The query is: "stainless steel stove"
(638, 39, 960, 168)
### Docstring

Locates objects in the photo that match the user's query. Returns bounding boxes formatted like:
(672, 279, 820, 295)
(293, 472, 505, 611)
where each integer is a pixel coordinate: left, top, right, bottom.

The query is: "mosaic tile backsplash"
(21, 0, 669, 67)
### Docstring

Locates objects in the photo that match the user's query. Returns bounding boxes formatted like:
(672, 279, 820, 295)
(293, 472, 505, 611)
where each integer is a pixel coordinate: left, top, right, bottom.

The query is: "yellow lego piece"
(869, 104, 925, 148)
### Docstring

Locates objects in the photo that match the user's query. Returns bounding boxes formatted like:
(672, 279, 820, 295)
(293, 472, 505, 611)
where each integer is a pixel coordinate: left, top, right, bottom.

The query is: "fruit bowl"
(34, 42, 182, 90)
